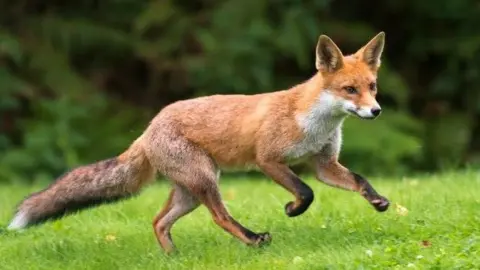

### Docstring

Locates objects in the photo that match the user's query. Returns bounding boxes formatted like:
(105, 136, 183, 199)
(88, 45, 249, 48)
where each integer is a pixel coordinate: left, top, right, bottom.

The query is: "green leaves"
(0, 30, 24, 65)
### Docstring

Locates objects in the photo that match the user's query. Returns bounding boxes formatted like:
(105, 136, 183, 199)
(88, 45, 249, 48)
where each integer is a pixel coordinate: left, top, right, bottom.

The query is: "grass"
(0, 171, 479, 270)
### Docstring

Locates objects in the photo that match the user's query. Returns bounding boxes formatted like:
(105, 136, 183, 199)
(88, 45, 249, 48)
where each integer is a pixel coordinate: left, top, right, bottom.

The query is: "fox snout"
(355, 105, 382, 119)
(345, 99, 382, 120)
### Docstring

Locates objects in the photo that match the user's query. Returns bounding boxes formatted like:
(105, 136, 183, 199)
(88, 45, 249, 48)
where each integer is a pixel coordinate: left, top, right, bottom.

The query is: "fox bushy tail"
(7, 136, 155, 230)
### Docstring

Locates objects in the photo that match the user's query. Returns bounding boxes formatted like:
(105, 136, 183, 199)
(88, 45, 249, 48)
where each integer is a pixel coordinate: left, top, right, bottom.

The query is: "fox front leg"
(257, 161, 314, 217)
(312, 134, 389, 212)
(314, 158, 390, 212)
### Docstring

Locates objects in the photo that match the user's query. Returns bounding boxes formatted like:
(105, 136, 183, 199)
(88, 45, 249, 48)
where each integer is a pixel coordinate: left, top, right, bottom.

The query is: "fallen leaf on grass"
(225, 188, 236, 200)
(365, 250, 373, 257)
(105, 234, 117, 242)
(395, 203, 409, 216)
(420, 240, 431, 247)
(292, 256, 304, 264)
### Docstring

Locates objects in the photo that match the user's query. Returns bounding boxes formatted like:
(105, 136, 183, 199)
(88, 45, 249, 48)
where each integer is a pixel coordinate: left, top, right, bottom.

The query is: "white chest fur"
(284, 92, 346, 162)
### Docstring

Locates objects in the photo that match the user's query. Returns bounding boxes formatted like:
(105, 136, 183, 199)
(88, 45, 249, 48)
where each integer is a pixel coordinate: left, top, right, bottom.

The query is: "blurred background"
(1, 0, 479, 185)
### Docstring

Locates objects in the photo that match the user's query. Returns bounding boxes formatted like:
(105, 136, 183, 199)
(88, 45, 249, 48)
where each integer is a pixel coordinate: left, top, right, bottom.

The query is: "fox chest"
(284, 129, 334, 163)
(283, 113, 344, 164)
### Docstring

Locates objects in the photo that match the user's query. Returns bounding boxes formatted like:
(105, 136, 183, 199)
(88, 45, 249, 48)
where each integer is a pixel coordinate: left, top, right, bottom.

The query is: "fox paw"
(284, 198, 313, 217)
(370, 196, 390, 212)
(252, 232, 272, 247)
(285, 201, 300, 217)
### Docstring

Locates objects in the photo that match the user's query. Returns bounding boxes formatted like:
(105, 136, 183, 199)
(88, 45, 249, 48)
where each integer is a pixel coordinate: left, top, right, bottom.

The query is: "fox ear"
(358, 32, 385, 70)
(316, 35, 344, 72)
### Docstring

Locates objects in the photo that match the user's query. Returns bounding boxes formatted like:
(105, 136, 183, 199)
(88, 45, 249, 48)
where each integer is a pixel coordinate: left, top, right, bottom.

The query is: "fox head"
(315, 32, 385, 120)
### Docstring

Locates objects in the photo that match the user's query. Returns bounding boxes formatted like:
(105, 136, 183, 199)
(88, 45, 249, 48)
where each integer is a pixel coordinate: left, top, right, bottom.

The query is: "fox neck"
(293, 76, 348, 137)
(296, 92, 346, 136)
(283, 83, 347, 162)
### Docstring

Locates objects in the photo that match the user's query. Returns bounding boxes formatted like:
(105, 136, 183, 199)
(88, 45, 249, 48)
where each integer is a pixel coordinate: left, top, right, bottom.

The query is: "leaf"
(0, 68, 30, 109)
(134, 0, 176, 33)
(292, 256, 304, 264)
(25, 40, 97, 97)
(105, 234, 117, 242)
(225, 188, 236, 200)
(421, 240, 432, 247)
(365, 250, 373, 257)
(0, 30, 24, 64)
(395, 203, 409, 216)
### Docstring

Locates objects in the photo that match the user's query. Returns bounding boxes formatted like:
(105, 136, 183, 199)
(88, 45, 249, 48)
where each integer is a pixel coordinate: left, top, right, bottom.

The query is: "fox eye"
(369, 82, 377, 91)
(344, 86, 358, 94)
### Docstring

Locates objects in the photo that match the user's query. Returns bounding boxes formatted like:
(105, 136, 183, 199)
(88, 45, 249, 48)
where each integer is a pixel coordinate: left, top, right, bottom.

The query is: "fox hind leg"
(145, 127, 272, 251)
(153, 185, 200, 253)
(198, 183, 272, 246)
(146, 129, 271, 251)
(162, 163, 271, 250)
(173, 161, 272, 248)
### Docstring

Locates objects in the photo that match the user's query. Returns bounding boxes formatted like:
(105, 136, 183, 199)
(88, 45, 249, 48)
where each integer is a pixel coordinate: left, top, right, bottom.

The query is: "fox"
(8, 32, 390, 253)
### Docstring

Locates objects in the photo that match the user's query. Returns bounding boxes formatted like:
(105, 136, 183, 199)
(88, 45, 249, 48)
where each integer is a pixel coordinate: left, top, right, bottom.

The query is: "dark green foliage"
(342, 110, 423, 175)
(0, 0, 479, 182)
(0, 94, 149, 183)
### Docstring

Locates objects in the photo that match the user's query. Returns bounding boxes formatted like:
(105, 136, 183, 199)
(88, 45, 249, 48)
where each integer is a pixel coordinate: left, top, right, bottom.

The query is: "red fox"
(8, 32, 390, 253)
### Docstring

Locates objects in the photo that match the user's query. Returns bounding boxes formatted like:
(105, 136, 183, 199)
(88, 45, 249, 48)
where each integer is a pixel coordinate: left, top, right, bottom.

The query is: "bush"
(0, 94, 148, 184)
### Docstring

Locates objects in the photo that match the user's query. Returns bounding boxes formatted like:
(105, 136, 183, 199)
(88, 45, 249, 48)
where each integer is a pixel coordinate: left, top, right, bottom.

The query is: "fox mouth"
(346, 109, 377, 120)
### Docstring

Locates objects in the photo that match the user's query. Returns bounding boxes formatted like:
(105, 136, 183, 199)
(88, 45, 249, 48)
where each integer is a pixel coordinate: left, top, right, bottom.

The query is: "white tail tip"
(7, 211, 29, 230)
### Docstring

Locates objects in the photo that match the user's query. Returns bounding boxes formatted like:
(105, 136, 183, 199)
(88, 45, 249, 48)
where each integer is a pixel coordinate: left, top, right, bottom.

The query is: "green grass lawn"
(1, 171, 479, 270)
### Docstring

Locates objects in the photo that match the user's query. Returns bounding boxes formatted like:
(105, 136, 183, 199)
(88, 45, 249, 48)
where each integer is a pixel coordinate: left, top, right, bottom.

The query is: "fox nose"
(371, 108, 382, 117)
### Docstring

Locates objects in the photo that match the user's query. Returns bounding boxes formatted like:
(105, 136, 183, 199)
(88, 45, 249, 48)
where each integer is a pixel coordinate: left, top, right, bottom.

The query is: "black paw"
(285, 201, 307, 217)
(253, 232, 272, 247)
(284, 201, 298, 217)
(370, 196, 390, 212)
(284, 197, 313, 217)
